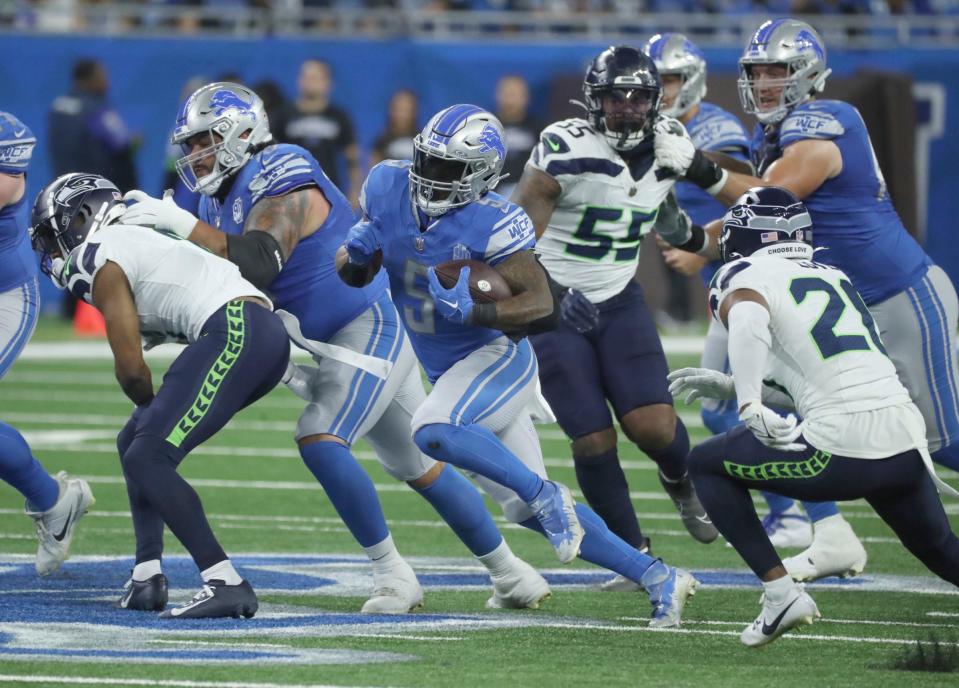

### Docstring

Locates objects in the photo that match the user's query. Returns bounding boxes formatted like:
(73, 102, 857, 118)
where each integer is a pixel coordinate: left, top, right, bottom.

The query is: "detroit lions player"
(121, 83, 549, 613)
(646, 32, 848, 553)
(341, 104, 698, 626)
(669, 187, 959, 646)
(0, 113, 93, 576)
(32, 172, 291, 618)
(510, 47, 717, 584)
(655, 19, 950, 580)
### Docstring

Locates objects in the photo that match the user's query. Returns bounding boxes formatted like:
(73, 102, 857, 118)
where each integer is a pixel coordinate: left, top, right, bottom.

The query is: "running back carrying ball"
(434, 259, 512, 302)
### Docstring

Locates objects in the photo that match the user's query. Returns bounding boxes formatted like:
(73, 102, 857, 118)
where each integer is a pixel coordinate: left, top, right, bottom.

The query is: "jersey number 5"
(790, 276, 887, 359)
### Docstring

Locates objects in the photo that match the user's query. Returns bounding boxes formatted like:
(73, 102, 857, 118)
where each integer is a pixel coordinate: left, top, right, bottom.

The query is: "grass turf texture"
(0, 319, 957, 687)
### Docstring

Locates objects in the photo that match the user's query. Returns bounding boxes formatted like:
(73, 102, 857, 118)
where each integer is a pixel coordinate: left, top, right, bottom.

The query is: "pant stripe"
(474, 342, 537, 424)
(450, 341, 517, 425)
(165, 301, 246, 448)
(919, 274, 959, 443)
(329, 303, 385, 438)
(0, 278, 39, 379)
(906, 285, 947, 441)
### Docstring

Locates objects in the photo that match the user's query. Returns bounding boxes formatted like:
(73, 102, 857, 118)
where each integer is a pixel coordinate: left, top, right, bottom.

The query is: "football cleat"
(782, 514, 867, 581)
(528, 481, 584, 564)
(487, 557, 551, 610)
(763, 505, 813, 549)
(26, 471, 95, 576)
(659, 472, 719, 544)
(741, 587, 820, 647)
(600, 537, 651, 592)
(160, 579, 258, 619)
(642, 561, 698, 628)
(361, 558, 424, 614)
(118, 573, 169, 612)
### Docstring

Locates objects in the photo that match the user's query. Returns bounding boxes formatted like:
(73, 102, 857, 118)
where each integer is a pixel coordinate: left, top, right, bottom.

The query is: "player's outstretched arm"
(510, 166, 561, 240)
(91, 261, 154, 407)
(471, 250, 556, 331)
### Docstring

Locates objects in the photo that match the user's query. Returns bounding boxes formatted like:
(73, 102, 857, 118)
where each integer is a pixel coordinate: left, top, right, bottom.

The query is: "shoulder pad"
(530, 118, 624, 180)
(0, 112, 36, 173)
(248, 145, 317, 204)
(708, 259, 756, 320)
(689, 104, 749, 152)
(482, 204, 536, 266)
(780, 101, 848, 146)
(360, 160, 409, 216)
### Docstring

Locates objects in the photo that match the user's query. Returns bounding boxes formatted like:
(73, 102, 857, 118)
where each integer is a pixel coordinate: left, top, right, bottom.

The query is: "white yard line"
(619, 617, 959, 630)
(0, 676, 374, 688)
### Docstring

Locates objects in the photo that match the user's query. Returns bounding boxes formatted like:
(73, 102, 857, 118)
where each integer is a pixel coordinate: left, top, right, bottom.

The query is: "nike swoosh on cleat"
(52, 506, 75, 542)
(762, 598, 799, 636)
(695, 514, 713, 525)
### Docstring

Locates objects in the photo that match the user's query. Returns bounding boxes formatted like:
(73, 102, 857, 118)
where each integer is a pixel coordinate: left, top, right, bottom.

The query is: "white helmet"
(643, 33, 707, 119)
(172, 82, 272, 196)
(738, 19, 831, 125)
(410, 104, 506, 217)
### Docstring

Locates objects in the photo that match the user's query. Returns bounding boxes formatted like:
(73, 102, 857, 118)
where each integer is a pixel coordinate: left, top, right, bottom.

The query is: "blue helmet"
(719, 186, 813, 263)
(0, 112, 36, 175)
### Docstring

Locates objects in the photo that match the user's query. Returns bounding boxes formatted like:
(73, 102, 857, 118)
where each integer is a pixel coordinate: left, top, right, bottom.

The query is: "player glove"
(427, 265, 474, 325)
(653, 118, 728, 195)
(667, 367, 735, 404)
(120, 190, 199, 239)
(739, 401, 806, 452)
(560, 288, 600, 333)
(344, 219, 383, 266)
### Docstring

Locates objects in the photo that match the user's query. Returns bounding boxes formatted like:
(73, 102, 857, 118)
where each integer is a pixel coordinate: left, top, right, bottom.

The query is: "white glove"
(667, 367, 735, 404)
(739, 401, 806, 452)
(282, 360, 319, 401)
(120, 189, 198, 239)
(47, 256, 66, 290)
(653, 117, 696, 177)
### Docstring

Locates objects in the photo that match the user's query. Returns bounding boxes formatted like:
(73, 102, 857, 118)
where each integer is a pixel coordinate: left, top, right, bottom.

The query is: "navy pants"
(118, 300, 290, 569)
(689, 425, 959, 586)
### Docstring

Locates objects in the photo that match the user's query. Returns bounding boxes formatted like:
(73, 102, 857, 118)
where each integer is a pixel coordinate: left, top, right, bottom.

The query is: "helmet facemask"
(586, 85, 659, 152)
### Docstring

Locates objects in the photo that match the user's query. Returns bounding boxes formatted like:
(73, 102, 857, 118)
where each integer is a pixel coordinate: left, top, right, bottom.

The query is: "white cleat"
(765, 505, 813, 549)
(782, 514, 867, 581)
(360, 559, 424, 614)
(26, 471, 95, 576)
(487, 558, 551, 609)
(740, 588, 820, 647)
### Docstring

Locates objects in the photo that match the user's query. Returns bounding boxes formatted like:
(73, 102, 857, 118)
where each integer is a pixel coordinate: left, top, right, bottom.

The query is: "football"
(433, 258, 512, 303)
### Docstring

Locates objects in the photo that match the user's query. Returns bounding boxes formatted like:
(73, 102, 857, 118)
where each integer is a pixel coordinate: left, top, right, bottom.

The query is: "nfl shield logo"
(414, 236, 425, 252)
(452, 244, 471, 261)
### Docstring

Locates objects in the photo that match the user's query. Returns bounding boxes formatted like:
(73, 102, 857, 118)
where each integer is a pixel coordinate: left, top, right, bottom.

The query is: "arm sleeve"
(726, 300, 772, 408)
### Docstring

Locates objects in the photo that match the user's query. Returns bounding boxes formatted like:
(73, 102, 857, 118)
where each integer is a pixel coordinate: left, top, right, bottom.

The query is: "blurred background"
(2, 0, 957, 328)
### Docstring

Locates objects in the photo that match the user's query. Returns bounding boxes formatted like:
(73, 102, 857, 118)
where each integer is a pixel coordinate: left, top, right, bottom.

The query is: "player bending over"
(669, 187, 959, 647)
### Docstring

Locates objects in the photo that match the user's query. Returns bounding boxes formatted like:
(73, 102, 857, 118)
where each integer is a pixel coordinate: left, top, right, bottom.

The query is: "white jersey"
(64, 224, 268, 343)
(527, 118, 675, 303)
(712, 255, 926, 458)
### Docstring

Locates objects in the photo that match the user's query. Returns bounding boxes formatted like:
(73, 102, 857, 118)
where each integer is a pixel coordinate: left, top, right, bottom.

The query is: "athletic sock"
(932, 443, 959, 471)
(202, 559, 243, 586)
(132, 559, 162, 582)
(0, 422, 59, 512)
(574, 448, 644, 549)
(762, 574, 798, 605)
(300, 440, 389, 548)
(476, 539, 516, 577)
(802, 501, 840, 523)
(364, 534, 402, 574)
(643, 418, 690, 482)
(414, 465, 503, 557)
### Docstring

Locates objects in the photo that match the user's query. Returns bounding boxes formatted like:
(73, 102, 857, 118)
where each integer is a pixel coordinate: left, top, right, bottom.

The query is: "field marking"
(0, 676, 373, 688)
(926, 611, 959, 617)
(620, 617, 959, 630)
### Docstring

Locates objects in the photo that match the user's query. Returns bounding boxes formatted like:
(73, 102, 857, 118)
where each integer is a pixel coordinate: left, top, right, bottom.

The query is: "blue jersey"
(360, 161, 536, 381)
(751, 99, 930, 305)
(199, 143, 386, 342)
(0, 112, 38, 292)
(673, 102, 749, 287)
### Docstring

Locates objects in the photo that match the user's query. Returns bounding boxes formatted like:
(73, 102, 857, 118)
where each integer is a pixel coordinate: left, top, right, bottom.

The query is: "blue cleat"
(641, 560, 698, 628)
(528, 481, 584, 564)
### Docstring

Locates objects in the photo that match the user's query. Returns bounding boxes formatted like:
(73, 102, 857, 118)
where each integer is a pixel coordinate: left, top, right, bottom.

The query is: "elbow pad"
(226, 230, 285, 290)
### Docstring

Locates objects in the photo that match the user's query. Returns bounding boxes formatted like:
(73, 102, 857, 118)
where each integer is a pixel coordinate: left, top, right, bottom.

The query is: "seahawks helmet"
(583, 46, 661, 152)
(172, 82, 272, 196)
(642, 33, 706, 119)
(738, 19, 831, 125)
(719, 186, 813, 263)
(410, 104, 506, 217)
(30, 173, 123, 276)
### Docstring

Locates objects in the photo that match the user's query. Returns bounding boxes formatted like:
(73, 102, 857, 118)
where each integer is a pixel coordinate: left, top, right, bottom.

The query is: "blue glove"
(345, 219, 382, 266)
(428, 265, 474, 325)
(561, 288, 600, 333)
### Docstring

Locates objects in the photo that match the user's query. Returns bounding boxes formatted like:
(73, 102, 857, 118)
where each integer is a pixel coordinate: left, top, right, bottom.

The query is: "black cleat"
(118, 573, 169, 612)
(659, 471, 719, 544)
(160, 579, 258, 619)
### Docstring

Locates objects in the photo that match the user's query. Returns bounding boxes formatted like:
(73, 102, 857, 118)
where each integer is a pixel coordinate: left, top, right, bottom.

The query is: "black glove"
(561, 288, 600, 334)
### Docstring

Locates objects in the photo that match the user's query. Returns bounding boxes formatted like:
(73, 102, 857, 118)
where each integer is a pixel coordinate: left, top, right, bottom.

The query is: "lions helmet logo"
(477, 124, 506, 161)
(209, 89, 256, 120)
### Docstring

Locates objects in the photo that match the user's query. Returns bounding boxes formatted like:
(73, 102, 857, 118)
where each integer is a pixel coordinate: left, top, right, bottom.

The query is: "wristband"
(467, 302, 498, 328)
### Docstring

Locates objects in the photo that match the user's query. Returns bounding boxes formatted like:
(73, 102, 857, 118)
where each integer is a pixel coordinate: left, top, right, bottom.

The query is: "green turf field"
(0, 321, 957, 688)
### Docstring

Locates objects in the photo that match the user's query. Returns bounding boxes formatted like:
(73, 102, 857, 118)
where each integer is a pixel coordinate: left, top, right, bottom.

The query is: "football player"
(510, 47, 717, 590)
(341, 104, 698, 627)
(0, 112, 93, 576)
(121, 83, 548, 613)
(669, 187, 959, 646)
(31, 172, 291, 618)
(656, 19, 953, 580)
(645, 33, 855, 554)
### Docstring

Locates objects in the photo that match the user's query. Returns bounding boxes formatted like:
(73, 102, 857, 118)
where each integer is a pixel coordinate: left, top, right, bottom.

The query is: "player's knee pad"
(412, 422, 453, 458)
(379, 446, 436, 483)
(119, 435, 183, 478)
(117, 420, 137, 458)
(570, 428, 618, 459)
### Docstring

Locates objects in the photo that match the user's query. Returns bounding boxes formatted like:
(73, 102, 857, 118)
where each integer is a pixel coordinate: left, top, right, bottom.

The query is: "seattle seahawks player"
(341, 104, 698, 627)
(669, 187, 959, 646)
(121, 83, 549, 613)
(0, 112, 93, 576)
(655, 18, 954, 580)
(510, 46, 717, 585)
(646, 32, 844, 552)
(32, 172, 290, 618)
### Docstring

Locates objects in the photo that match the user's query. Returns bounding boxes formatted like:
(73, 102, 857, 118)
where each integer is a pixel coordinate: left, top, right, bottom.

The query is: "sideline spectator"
(370, 89, 419, 166)
(495, 74, 542, 197)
